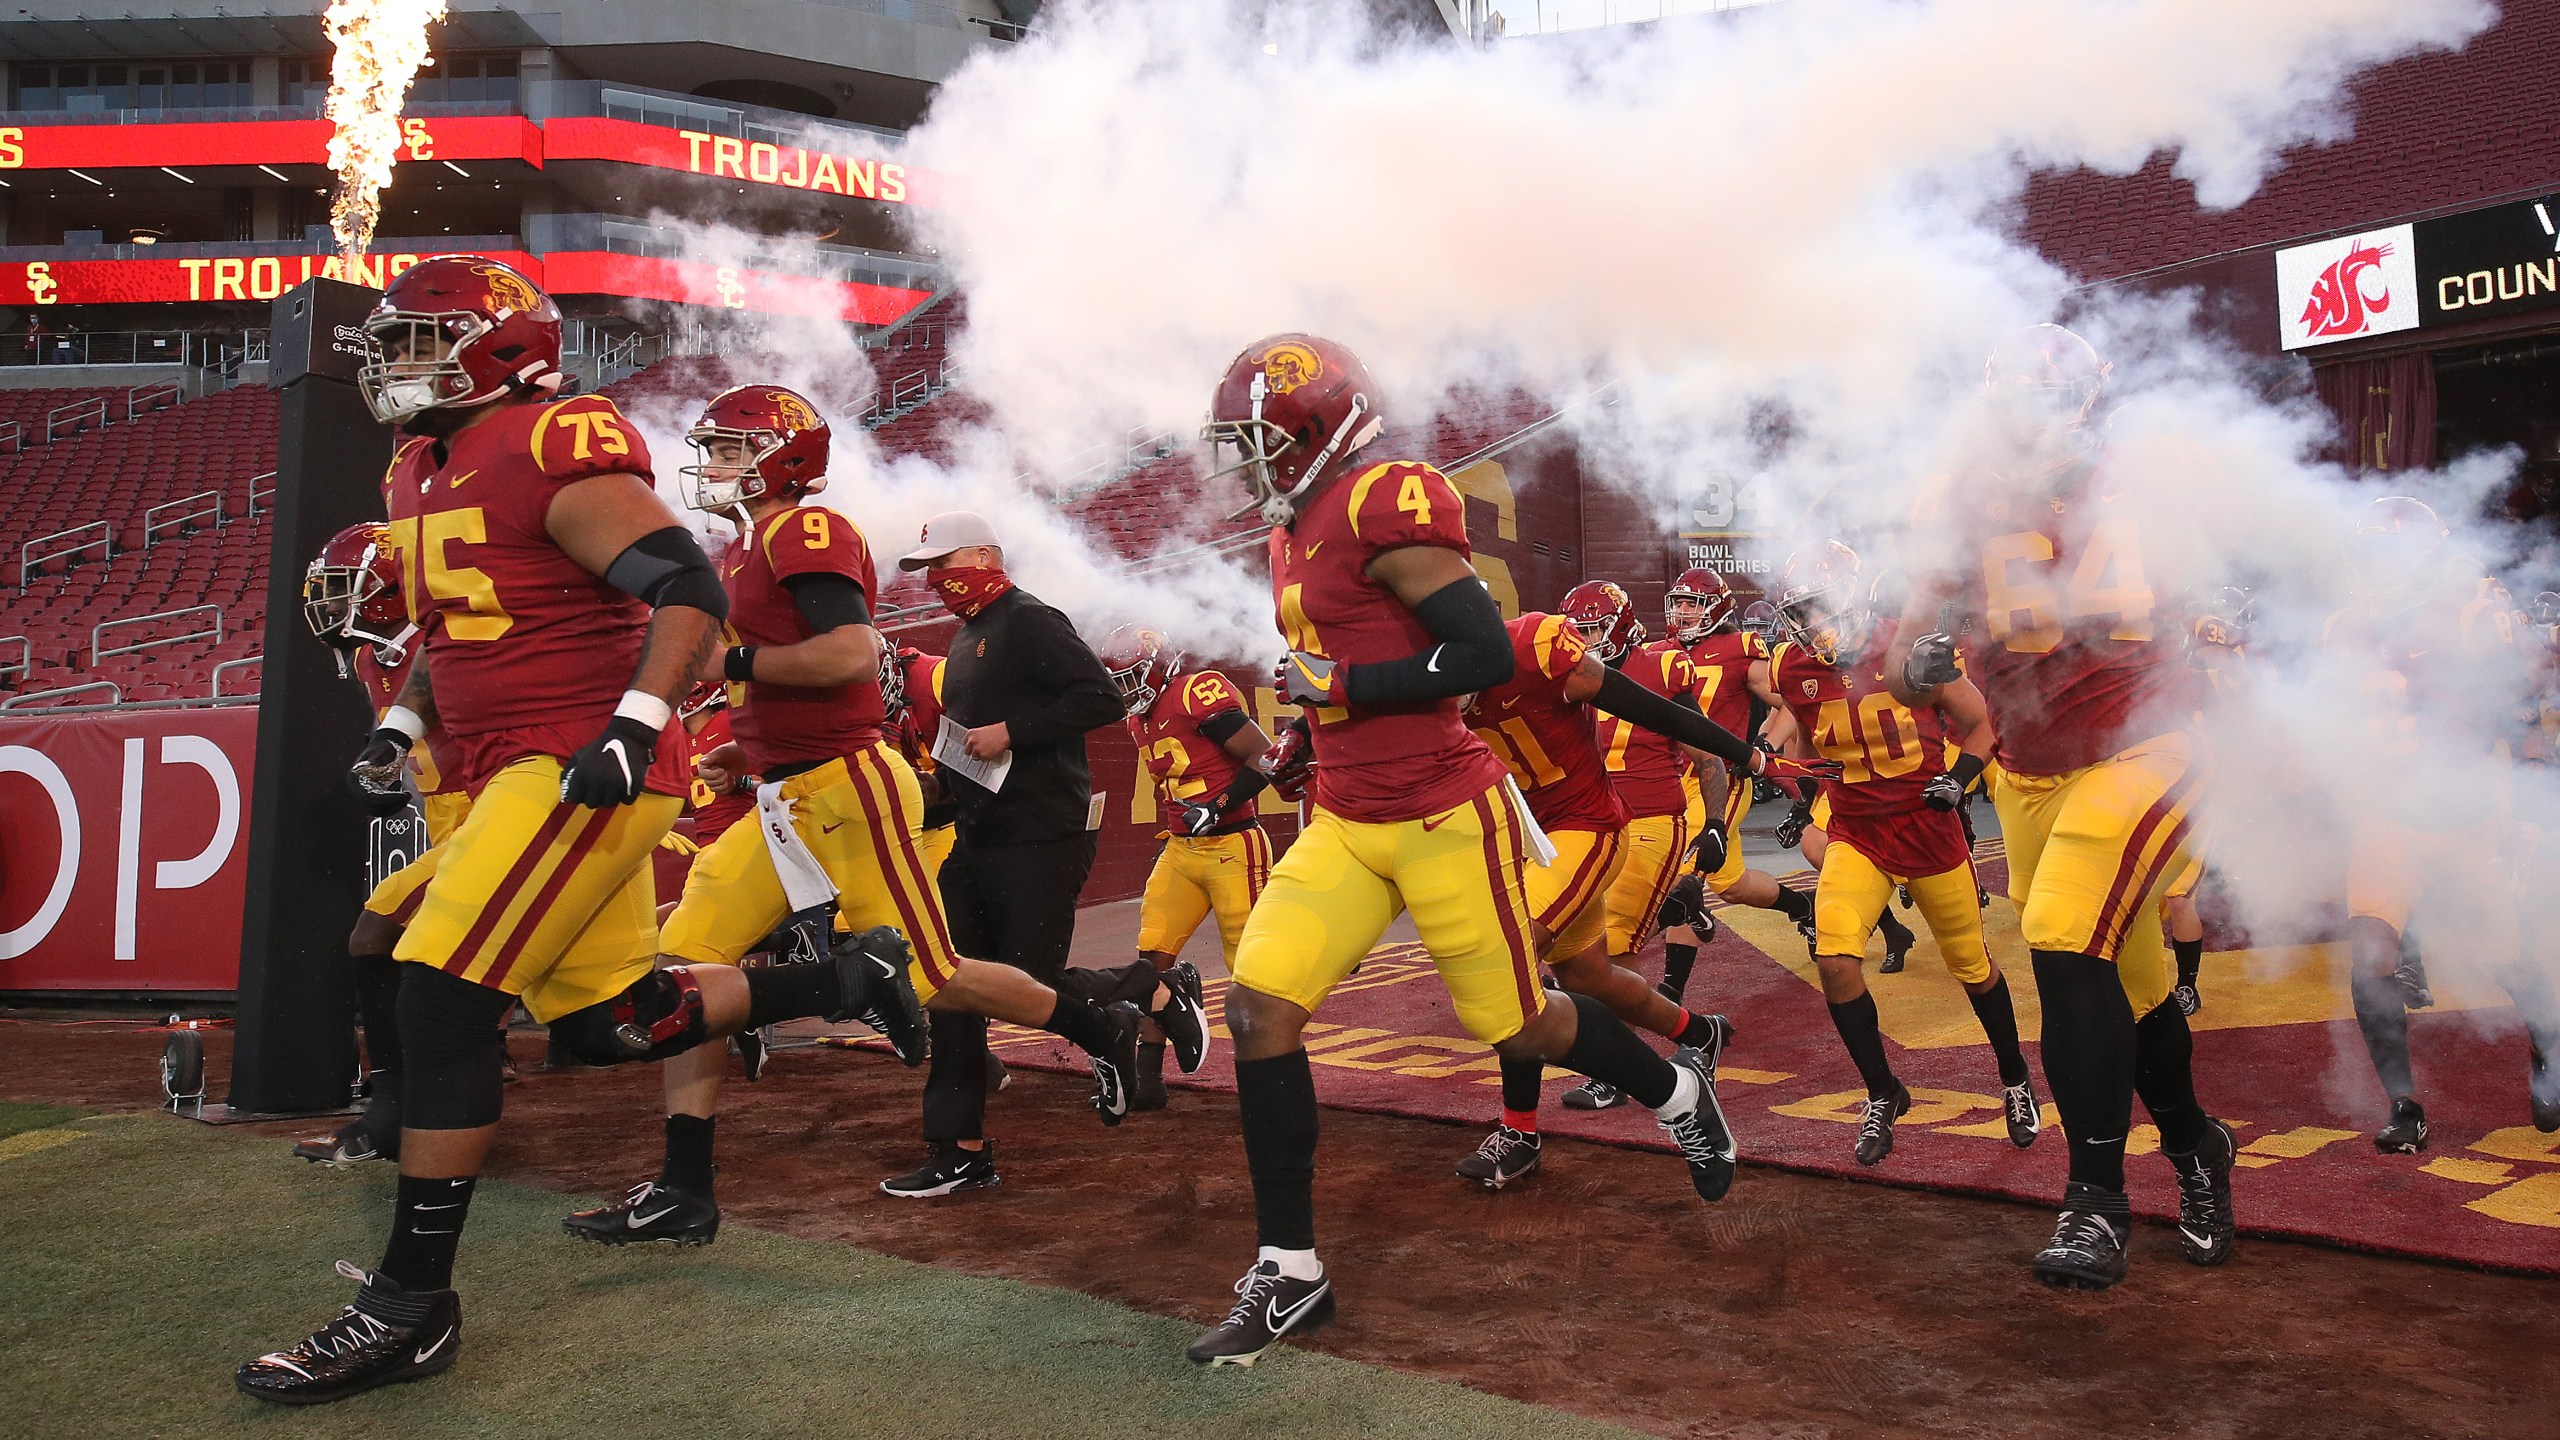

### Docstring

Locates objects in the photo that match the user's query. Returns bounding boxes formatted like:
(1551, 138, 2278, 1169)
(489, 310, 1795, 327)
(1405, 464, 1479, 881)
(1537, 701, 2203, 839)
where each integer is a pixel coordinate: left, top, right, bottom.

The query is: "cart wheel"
(161, 1029, 205, 1107)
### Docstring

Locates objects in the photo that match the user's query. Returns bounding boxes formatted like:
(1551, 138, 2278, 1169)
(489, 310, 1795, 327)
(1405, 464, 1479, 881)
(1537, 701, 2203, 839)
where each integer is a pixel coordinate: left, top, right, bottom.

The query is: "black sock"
(2133, 1000, 2207, 1153)
(2032, 949, 2137, 1194)
(1235, 1050, 1319, 1251)
(744, 963, 838, 1029)
(1826, 992, 1897, 1098)
(1042, 994, 1116, 1056)
(1499, 1054, 1544, 1117)
(2349, 966, 2417, 1099)
(660, 1114, 717, 1195)
(1672, 1009, 1723, 1048)
(1969, 975, 2030, 1086)
(2172, 938, 2203, 989)
(378, 1173, 476, 1292)
(1558, 992, 1677, 1109)
(1660, 942, 1698, 994)
(1770, 887, 1813, 925)
(354, 953, 406, 1078)
(1876, 907, 1914, 949)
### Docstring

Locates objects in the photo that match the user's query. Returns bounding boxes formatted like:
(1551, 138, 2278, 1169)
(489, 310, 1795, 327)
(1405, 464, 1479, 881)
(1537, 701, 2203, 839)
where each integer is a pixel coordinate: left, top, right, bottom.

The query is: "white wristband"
(379, 705, 427, 744)
(614, 689, 674, 732)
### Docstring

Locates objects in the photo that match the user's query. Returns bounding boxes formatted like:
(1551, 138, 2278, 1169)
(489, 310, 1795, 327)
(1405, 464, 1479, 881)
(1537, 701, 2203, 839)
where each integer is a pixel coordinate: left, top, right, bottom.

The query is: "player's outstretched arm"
(547, 473, 729, 805)
(1341, 545, 1514, 703)
(1574, 653, 1757, 770)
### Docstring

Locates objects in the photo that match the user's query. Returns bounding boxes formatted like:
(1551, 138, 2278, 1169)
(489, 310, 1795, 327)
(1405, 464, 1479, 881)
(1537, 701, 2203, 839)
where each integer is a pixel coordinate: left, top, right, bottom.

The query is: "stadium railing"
(210, 656, 262, 700)
(141, 490, 226, 548)
(0, 634, 28, 685)
(93, 604, 222, 664)
(20, 520, 111, 585)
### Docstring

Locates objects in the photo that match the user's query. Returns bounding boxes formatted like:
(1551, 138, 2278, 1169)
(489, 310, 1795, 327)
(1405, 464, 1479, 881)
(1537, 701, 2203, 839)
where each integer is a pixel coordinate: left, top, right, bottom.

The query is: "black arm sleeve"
(1196, 708, 1251, 745)
(1218, 764, 1272, 811)
(1948, 751, 1987, 790)
(1592, 665, 1755, 769)
(780, 571, 872, 632)
(601, 525, 728, 620)
(1003, 602, 1126, 748)
(1341, 577, 1512, 706)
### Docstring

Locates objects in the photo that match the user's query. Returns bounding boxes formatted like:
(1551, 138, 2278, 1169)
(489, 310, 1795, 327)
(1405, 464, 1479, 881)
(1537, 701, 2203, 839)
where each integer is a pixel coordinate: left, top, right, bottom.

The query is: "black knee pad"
(395, 963, 516, 1130)
(547, 966, 711, 1066)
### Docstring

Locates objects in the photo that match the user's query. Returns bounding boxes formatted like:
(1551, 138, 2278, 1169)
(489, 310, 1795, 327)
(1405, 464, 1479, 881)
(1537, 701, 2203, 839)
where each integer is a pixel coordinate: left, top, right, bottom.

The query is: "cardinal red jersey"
(1268, 458, 1507, 823)
(1684, 628, 1768, 742)
(683, 707, 753, 844)
(1598, 639, 1697, 820)
(352, 637, 460, 796)
(381, 393, 686, 795)
(1132, 668, 1258, 824)
(1918, 468, 2198, 776)
(1470, 613, 1626, 834)
(1771, 637, 1969, 876)
(892, 649, 947, 774)
(720, 503, 885, 769)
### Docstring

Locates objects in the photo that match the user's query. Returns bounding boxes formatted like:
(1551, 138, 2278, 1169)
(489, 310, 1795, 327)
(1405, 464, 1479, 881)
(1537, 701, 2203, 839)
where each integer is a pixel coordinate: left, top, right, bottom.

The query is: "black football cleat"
(1561, 1079, 1625, 1111)
(1660, 1025, 1738, 1202)
(2032, 1183, 2131, 1291)
(2166, 1117, 2238, 1268)
(826, 926, 926, 1066)
(1454, 1124, 1543, 1190)
(1154, 961, 1211, 1075)
(1853, 1082, 1911, 1167)
(2394, 952, 2435, 1010)
(1090, 1001, 1145, 1126)
(1187, 1260, 1335, 1367)
(2532, 1046, 2560, 1135)
(2171, 982, 2202, 1017)
(2001, 1078, 2043, 1149)
(235, 1261, 461, 1406)
(1878, 916, 1912, 974)
(562, 1180, 720, 1247)
(879, 1141, 1000, 1198)
(292, 1119, 390, 1169)
(2375, 1095, 2429, 1154)
(734, 1027, 768, 1082)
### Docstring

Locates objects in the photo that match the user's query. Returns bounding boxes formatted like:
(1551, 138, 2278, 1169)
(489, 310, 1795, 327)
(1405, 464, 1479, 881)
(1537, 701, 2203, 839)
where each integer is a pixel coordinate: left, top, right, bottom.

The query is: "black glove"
(1774, 799, 1814, 851)
(1688, 822, 1729, 877)
(1171, 797, 1225, 837)
(1903, 630, 1962, 691)
(1921, 772, 1964, 811)
(348, 728, 413, 813)
(560, 715, 662, 808)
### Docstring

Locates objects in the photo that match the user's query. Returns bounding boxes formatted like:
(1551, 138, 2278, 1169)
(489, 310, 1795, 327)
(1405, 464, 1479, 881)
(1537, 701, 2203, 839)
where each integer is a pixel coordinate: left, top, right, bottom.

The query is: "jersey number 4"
(1979, 520, 2153, 654)
(385, 509, 513, 641)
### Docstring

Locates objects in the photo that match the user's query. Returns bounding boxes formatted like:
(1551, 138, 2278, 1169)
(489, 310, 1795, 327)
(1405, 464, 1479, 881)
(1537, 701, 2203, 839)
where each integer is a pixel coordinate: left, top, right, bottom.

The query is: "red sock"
(1501, 1106, 1540, 1134)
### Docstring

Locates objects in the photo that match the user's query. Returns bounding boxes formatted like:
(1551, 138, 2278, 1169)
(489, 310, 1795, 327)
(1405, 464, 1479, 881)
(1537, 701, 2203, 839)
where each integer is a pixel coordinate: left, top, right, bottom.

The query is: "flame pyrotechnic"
(321, 0, 447, 267)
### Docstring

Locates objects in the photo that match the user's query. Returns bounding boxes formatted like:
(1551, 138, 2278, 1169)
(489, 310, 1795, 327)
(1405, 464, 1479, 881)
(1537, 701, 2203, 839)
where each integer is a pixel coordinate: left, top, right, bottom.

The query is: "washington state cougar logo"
(2298, 240, 2395, 340)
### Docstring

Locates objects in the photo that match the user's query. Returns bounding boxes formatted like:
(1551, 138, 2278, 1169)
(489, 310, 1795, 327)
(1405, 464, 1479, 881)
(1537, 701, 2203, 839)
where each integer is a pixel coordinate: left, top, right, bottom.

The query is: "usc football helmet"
(872, 635, 906, 719)
(684, 384, 832, 515)
(1773, 541, 1868, 667)
(2530, 590, 2560, 631)
(1561, 579, 1644, 662)
(2349, 496, 2450, 619)
(2190, 585, 2255, 651)
(678, 679, 728, 721)
(1665, 566, 1738, 644)
(1204, 333, 1386, 526)
(1098, 623, 1182, 718)
(1977, 322, 2107, 487)
(358, 255, 564, 429)
(302, 522, 409, 666)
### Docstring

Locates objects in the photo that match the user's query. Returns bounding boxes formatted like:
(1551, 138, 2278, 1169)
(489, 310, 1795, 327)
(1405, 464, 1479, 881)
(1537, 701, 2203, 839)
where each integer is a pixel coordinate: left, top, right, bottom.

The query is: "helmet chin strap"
(1263, 393, 1376, 526)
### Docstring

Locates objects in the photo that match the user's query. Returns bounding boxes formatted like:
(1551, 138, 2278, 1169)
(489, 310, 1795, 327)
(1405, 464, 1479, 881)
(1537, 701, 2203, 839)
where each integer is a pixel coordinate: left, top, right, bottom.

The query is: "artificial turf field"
(0, 1101, 1636, 1440)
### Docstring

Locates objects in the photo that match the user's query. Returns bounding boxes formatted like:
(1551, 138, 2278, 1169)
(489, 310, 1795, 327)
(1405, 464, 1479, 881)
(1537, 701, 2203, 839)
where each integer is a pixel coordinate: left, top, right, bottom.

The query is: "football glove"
(1903, 630, 1962, 691)
(560, 715, 661, 808)
(348, 727, 414, 814)
(1688, 822, 1729, 878)
(1258, 716, 1315, 803)
(1759, 755, 1846, 784)
(1773, 799, 1815, 851)
(1170, 797, 1226, 837)
(1657, 871, 1708, 931)
(1921, 772, 1965, 811)
(1276, 650, 1345, 707)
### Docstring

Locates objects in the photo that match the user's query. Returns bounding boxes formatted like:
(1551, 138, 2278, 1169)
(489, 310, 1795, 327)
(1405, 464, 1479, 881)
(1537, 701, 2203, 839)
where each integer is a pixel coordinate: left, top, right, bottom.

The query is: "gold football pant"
(1812, 840, 1991, 986)
(1137, 826, 1273, 963)
(1991, 731, 2201, 1015)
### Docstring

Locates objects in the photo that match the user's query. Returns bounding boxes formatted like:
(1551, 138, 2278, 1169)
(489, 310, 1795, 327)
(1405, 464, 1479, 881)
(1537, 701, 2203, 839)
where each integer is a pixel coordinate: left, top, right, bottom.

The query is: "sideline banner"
(0, 707, 255, 992)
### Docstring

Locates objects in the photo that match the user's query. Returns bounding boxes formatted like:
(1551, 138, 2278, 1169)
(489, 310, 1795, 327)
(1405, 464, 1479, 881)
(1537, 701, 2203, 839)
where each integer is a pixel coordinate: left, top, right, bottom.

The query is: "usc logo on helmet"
(772, 391, 819, 431)
(475, 264, 539, 315)
(1257, 341, 1324, 395)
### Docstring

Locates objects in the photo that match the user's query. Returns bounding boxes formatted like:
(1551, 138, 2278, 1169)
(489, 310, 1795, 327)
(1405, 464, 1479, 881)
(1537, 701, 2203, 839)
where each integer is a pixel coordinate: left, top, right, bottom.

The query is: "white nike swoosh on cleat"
(1263, 1283, 1328, 1335)
(629, 1207, 678, 1228)
(2180, 1226, 2214, 1249)
(412, 1329, 454, 1364)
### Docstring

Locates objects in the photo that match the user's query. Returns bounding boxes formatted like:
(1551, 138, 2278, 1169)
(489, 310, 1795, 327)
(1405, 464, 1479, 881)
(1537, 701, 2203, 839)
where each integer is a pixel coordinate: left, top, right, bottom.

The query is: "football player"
(1189, 334, 1778, 1366)
(289, 523, 468, 1167)
(566, 385, 1182, 1233)
(1101, 623, 1268, 1109)
(2159, 586, 2252, 1016)
(1661, 568, 1845, 992)
(1764, 542, 2037, 1166)
(238, 260, 924, 1405)
(1885, 324, 2236, 1290)
(883, 642, 960, 881)
(2325, 498, 2559, 1151)
(1454, 605, 1823, 1187)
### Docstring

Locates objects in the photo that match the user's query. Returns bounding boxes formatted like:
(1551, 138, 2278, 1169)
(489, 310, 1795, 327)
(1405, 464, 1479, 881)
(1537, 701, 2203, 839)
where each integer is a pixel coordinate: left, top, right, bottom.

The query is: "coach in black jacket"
(892, 512, 1169, 1190)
